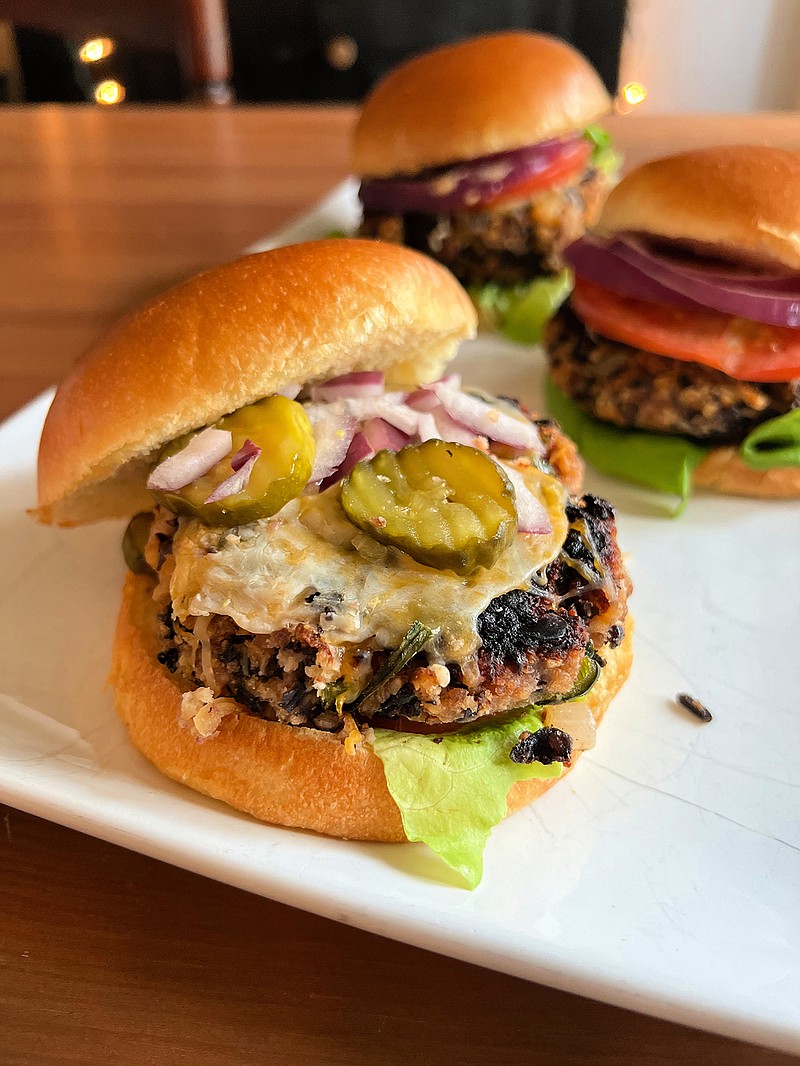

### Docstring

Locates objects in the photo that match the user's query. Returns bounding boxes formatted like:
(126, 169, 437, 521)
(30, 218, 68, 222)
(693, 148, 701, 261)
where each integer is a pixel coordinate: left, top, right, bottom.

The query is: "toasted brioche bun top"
(35, 240, 476, 527)
(353, 32, 611, 179)
(595, 146, 800, 271)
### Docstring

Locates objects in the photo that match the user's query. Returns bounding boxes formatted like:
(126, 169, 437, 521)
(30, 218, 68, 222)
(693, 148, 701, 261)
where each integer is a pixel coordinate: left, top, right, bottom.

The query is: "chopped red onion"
(230, 438, 261, 471)
(311, 371, 385, 402)
(276, 383, 302, 399)
(433, 407, 487, 448)
(305, 403, 358, 482)
(147, 427, 232, 493)
(494, 460, 552, 534)
(405, 387, 440, 412)
(363, 417, 412, 452)
(432, 385, 545, 453)
(343, 394, 420, 434)
(318, 432, 374, 491)
(204, 447, 261, 504)
(415, 412, 441, 442)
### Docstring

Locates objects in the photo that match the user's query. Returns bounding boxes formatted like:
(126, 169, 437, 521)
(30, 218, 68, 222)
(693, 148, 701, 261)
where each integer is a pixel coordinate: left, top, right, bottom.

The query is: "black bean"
(676, 693, 713, 722)
(509, 727, 573, 765)
(530, 613, 569, 643)
(156, 647, 179, 673)
(606, 624, 624, 648)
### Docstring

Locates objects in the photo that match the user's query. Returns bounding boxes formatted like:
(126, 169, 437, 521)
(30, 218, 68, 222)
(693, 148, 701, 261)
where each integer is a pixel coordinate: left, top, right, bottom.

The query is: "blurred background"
(1, 0, 800, 112)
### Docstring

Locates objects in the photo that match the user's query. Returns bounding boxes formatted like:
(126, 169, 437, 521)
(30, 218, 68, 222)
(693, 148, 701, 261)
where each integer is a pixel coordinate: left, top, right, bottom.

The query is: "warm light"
(621, 81, 647, 106)
(94, 79, 125, 105)
(78, 37, 115, 63)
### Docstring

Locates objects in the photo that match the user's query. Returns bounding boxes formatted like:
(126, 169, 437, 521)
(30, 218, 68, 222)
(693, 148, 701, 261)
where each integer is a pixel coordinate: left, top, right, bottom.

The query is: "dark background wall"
(232, 0, 626, 101)
(7, 0, 626, 104)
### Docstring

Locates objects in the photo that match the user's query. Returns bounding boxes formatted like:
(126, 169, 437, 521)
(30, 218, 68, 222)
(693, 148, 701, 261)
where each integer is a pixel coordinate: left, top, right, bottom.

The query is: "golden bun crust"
(112, 572, 633, 842)
(36, 240, 476, 527)
(695, 447, 800, 498)
(353, 32, 611, 179)
(596, 146, 800, 270)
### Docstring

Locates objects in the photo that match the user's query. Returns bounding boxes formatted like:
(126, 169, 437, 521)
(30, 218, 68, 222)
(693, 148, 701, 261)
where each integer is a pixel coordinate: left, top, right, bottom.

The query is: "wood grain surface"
(1, 105, 800, 1065)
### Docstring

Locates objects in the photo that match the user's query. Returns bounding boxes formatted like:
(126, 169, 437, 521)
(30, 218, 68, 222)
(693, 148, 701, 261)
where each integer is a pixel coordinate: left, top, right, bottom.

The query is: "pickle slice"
(341, 440, 517, 575)
(151, 396, 315, 526)
(122, 511, 155, 576)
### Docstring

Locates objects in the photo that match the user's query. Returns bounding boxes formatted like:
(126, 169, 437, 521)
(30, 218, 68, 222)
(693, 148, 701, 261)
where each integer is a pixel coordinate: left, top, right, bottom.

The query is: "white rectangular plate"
(1, 183, 798, 1054)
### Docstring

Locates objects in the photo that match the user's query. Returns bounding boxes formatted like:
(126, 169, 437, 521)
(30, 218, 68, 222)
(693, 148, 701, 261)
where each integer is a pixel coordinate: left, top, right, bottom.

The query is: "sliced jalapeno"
(340, 439, 517, 575)
(151, 396, 315, 526)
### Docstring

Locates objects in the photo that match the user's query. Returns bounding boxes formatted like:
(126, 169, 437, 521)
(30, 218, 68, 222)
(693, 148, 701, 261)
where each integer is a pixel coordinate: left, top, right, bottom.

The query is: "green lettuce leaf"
(544, 377, 708, 512)
(740, 409, 800, 470)
(469, 270, 573, 345)
(371, 709, 561, 888)
(583, 124, 622, 179)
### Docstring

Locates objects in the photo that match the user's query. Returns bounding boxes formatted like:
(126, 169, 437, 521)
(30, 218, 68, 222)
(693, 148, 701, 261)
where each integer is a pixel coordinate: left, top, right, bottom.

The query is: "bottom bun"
(112, 572, 633, 842)
(695, 447, 800, 499)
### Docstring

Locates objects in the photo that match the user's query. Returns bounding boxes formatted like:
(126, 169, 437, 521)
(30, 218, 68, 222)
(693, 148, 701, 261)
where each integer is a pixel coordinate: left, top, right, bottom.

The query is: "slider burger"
(354, 31, 619, 344)
(35, 240, 632, 886)
(546, 146, 800, 500)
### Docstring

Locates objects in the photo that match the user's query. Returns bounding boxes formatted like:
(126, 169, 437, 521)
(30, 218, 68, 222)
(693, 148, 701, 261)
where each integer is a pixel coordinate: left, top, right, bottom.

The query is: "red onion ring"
(565, 235, 800, 327)
(651, 250, 799, 287)
(360, 135, 583, 215)
(564, 237, 703, 309)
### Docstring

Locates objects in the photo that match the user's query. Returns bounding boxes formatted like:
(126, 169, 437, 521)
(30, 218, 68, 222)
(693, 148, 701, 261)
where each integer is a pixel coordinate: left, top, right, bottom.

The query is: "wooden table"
(1, 106, 799, 1065)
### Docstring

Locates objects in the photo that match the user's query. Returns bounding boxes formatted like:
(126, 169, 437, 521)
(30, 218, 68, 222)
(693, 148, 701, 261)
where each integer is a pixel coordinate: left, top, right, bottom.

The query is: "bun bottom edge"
(694, 447, 800, 498)
(111, 572, 633, 842)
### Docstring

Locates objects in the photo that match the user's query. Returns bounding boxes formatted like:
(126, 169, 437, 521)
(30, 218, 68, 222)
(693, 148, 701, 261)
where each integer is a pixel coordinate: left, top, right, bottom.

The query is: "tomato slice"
(479, 139, 591, 209)
(571, 276, 800, 382)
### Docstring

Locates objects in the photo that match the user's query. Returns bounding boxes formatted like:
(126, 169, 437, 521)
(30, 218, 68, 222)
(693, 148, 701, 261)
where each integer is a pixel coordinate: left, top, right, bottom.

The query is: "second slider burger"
(35, 240, 632, 886)
(546, 146, 800, 500)
(354, 32, 619, 344)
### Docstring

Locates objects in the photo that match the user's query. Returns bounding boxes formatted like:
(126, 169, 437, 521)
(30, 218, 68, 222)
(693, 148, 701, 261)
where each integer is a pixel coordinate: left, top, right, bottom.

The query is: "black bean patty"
(546, 303, 799, 443)
(359, 169, 608, 287)
(157, 491, 630, 731)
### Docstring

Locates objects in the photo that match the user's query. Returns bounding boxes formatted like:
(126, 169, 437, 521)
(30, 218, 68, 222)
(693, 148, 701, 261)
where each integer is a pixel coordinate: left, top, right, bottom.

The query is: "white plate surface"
(1, 184, 799, 1054)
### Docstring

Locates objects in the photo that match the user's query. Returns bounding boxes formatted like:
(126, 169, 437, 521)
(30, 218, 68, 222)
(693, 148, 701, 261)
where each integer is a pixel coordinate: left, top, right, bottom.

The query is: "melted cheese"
(170, 464, 569, 663)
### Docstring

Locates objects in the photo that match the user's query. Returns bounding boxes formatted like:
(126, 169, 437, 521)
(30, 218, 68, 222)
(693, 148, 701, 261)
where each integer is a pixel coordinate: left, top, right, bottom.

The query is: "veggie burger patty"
(150, 414, 631, 732)
(359, 168, 608, 288)
(547, 303, 799, 443)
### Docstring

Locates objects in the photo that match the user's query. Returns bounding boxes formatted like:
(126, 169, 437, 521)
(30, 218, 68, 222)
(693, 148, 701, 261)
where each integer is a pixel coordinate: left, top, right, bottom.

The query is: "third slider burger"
(35, 240, 632, 885)
(546, 146, 800, 500)
(354, 31, 619, 344)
